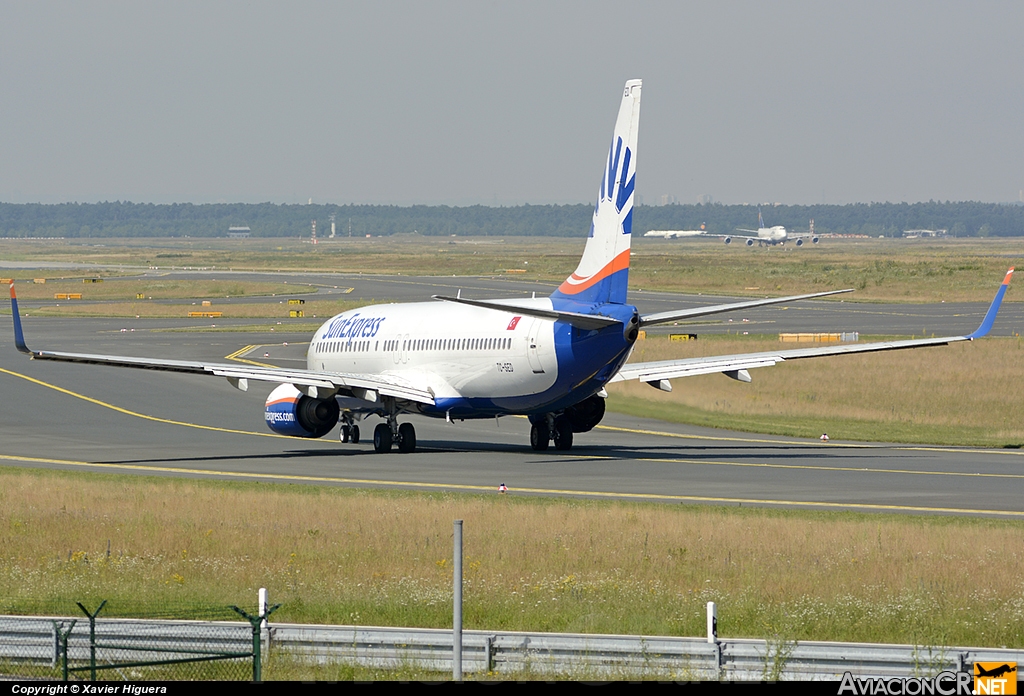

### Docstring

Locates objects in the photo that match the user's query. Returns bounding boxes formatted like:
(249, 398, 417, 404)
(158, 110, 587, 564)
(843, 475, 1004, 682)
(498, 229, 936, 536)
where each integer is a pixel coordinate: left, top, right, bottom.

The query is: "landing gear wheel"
(340, 424, 351, 443)
(350, 425, 360, 444)
(398, 422, 417, 453)
(553, 418, 574, 451)
(530, 422, 550, 451)
(373, 423, 392, 453)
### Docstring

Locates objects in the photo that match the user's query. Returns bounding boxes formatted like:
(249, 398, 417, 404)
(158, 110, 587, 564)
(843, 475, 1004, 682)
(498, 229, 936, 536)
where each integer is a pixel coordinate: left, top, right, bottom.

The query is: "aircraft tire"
(530, 423, 550, 451)
(398, 422, 417, 453)
(373, 423, 392, 453)
(340, 425, 351, 443)
(350, 425, 360, 444)
(553, 418, 574, 450)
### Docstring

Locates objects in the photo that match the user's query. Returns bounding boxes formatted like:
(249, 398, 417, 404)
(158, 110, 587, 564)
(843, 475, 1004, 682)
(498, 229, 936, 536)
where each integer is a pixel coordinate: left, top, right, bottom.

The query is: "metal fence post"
(52, 620, 76, 682)
(453, 519, 463, 682)
(232, 602, 281, 682)
(77, 600, 107, 682)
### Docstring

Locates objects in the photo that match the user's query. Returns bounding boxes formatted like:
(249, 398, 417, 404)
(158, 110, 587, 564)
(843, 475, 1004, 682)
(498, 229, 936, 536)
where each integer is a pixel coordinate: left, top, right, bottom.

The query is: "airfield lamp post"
(453, 519, 463, 681)
(708, 601, 722, 679)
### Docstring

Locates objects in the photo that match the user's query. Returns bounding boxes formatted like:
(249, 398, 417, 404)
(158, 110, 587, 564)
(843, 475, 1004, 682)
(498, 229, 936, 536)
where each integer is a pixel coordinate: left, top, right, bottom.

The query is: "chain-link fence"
(0, 600, 278, 681)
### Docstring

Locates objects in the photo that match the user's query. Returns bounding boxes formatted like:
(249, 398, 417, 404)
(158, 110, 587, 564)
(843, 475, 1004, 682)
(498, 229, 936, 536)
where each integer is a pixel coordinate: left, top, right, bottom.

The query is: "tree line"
(1, 200, 1022, 238)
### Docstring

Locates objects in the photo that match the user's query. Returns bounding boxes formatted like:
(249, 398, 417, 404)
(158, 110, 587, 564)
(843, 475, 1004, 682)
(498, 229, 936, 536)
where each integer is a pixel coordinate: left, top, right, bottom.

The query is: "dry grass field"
(609, 334, 1024, 447)
(1, 468, 1021, 648)
(3, 235, 1023, 301)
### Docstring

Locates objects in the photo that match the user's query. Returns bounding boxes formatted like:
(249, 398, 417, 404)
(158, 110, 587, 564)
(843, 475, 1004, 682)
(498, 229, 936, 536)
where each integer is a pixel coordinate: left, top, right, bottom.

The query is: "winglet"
(965, 267, 1013, 340)
(9, 281, 31, 354)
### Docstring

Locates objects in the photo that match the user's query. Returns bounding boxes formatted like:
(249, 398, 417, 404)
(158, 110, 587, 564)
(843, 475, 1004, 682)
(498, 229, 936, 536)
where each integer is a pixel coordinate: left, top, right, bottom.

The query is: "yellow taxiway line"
(0, 365, 294, 440)
(224, 344, 279, 368)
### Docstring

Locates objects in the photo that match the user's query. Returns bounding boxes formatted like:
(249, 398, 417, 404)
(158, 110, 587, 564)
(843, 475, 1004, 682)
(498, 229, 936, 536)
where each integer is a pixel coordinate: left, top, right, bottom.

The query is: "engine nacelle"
(746, 238, 755, 246)
(811, 236, 820, 244)
(724, 236, 732, 245)
(563, 394, 606, 433)
(795, 238, 804, 247)
(265, 384, 340, 438)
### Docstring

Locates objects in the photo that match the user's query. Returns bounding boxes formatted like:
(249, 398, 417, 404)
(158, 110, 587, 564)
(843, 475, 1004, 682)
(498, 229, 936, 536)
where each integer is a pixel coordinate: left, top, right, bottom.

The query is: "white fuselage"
(759, 226, 788, 242)
(307, 299, 558, 402)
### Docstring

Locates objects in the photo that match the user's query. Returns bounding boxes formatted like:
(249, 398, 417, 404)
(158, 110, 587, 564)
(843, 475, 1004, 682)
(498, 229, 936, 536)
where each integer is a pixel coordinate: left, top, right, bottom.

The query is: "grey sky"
(2, 1, 1023, 206)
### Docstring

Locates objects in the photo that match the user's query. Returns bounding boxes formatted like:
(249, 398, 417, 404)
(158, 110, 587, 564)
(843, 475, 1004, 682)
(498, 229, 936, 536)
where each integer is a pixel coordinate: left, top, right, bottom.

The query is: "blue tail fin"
(551, 80, 641, 306)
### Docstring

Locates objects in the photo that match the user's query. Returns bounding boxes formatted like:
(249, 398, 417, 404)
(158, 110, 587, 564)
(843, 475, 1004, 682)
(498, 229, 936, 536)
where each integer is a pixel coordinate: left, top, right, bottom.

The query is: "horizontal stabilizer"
(431, 295, 621, 330)
(639, 288, 853, 327)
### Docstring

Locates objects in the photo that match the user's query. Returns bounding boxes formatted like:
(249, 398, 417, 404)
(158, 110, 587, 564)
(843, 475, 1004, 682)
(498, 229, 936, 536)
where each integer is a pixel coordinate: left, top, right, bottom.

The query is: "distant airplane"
(722, 208, 819, 247)
(644, 229, 706, 239)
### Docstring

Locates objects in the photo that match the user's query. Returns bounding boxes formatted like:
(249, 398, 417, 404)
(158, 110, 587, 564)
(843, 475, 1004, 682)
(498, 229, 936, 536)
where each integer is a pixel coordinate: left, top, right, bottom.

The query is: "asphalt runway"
(2, 309, 1022, 519)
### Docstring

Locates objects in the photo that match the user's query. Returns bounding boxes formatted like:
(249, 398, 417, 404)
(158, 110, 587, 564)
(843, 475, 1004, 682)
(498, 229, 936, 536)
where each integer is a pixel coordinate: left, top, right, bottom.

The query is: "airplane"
(643, 231, 708, 239)
(644, 227, 706, 239)
(6, 79, 1015, 455)
(975, 664, 1016, 679)
(722, 207, 819, 247)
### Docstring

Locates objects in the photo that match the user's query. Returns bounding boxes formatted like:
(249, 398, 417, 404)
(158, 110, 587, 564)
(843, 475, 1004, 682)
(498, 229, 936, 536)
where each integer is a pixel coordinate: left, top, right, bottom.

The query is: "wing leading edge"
(612, 268, 1013, 387)
(7, 282, 434, 405)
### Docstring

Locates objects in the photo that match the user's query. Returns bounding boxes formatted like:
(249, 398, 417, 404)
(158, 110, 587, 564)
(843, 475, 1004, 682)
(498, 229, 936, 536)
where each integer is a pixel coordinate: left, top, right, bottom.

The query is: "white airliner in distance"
(8, 80, 1015, 454)
(723, 208, 819, 247)
(643, 229, 706, 239)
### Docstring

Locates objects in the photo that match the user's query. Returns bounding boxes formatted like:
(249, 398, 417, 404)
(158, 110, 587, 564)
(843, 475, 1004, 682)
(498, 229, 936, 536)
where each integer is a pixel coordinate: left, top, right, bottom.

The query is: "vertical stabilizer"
(552, 80, 641, 305)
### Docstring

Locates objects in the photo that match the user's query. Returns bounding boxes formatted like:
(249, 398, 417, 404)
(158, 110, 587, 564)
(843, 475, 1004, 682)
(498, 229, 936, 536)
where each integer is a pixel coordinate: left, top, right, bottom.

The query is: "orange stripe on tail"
(557, 249, 631, 295)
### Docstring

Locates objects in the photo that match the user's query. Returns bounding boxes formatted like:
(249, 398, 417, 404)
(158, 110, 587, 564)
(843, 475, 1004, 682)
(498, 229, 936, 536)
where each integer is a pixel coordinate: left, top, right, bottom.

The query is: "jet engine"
(746, 238, 755, 246)
(265, 384, 339, 438)
(795, 238, 804, 247)
(723, 236, 732, 245)
(563, 394, 606, 433)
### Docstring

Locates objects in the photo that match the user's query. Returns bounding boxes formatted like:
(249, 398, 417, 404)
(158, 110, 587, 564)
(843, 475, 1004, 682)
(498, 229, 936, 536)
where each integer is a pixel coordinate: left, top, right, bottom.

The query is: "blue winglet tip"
(9, 281, 31, 354)
(965, 267, 1013, 340)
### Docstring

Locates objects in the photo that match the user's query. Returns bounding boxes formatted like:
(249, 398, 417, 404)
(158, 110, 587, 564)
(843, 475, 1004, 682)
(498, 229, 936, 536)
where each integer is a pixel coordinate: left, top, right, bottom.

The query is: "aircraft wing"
(7, 284, 435, 405)
(613, 268, 1013, 386)
(639, 289, 853, 327)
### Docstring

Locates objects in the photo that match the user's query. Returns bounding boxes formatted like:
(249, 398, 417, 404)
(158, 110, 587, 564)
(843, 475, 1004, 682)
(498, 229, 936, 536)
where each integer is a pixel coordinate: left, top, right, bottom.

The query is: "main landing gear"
(530, 414, 573, 452)
(372, 408, 417, 454)
(339, 412, 360, 444)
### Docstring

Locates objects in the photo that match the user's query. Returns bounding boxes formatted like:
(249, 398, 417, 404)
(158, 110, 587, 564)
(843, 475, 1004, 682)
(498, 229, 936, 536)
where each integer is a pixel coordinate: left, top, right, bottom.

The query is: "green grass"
(1, 467, 1022, 649)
